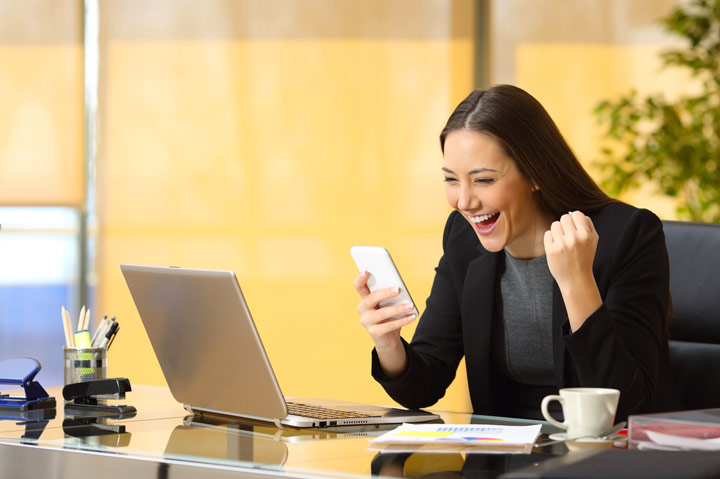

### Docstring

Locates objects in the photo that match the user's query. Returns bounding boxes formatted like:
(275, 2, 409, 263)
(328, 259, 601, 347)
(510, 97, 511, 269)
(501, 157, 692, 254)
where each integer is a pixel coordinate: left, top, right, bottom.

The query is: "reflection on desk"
(0, 385, 580, 478)
(165, 420, 288, 467)
(372, 452, 560, 479)
(63, 414, 132, 448)
(186, 412, 395, 443)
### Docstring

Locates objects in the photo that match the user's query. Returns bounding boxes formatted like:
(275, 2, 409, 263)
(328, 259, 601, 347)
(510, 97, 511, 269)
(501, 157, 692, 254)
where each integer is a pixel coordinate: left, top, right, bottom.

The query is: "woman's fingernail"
(403, 303, 413, 311)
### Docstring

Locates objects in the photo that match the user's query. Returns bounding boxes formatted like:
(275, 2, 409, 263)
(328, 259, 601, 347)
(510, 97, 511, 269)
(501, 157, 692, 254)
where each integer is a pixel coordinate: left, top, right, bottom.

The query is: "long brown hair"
(440, 85, 615, 218)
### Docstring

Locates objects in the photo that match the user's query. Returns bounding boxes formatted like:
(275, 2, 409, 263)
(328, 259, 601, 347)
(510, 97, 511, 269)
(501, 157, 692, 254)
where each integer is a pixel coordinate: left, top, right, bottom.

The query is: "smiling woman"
(353, 84, 679, 422)
(441, 130, 551, 259)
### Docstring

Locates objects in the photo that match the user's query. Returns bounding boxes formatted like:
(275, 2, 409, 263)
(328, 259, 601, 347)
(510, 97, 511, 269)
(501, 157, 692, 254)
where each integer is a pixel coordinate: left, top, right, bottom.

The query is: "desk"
(0, 385, 583, 478)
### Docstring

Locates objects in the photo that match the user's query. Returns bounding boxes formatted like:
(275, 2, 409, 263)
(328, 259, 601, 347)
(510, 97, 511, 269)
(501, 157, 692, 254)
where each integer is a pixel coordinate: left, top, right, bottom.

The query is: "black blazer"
(373, 202, 677, 420)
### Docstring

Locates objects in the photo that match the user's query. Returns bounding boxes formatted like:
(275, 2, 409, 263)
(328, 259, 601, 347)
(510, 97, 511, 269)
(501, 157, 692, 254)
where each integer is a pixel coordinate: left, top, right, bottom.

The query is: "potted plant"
(594, 0, 720, 222)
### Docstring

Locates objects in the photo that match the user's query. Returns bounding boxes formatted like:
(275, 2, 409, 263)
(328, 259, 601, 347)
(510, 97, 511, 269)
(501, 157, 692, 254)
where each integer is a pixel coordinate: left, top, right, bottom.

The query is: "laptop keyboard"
(286, 402, 381, 419)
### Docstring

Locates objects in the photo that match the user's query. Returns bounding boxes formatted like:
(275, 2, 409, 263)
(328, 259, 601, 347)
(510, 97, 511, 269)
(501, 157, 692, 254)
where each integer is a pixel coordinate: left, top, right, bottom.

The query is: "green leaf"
(593, 0, 720, 223)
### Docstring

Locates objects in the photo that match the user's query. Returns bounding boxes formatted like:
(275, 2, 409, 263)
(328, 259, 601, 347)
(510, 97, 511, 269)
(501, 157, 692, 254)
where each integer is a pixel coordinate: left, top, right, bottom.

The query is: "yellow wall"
(98, 1, 475, 412)
(489, 0, 686, 219)
(515, 43, 695, 219)
(0, 0, 83, 206)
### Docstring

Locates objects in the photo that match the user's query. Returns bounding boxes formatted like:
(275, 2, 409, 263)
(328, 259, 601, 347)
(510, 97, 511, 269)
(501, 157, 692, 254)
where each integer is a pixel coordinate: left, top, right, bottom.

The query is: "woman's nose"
(457, 185, 477, 211)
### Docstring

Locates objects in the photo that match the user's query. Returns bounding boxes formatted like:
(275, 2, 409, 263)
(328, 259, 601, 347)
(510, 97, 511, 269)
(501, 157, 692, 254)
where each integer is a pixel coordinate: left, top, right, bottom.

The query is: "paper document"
(369, 423, 542, 454)
(640, 430, 720, 451)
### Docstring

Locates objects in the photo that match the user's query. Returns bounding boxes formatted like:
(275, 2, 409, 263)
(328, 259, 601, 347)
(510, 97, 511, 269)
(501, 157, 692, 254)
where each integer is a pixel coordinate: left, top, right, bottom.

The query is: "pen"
(99, 321, 119, 349)
(106, 325, 119, 349)
(91, 315, 109, 346)
(93, 316, 115, 347)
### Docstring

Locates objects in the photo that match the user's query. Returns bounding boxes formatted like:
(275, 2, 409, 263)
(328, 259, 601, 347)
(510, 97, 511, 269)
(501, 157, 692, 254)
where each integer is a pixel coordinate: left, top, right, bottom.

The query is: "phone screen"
(351, 245, 419, 318)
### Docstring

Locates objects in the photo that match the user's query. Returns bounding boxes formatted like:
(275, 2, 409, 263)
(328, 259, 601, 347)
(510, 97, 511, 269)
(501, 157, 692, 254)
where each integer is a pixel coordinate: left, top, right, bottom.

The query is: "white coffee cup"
(541, 387, 620, 438)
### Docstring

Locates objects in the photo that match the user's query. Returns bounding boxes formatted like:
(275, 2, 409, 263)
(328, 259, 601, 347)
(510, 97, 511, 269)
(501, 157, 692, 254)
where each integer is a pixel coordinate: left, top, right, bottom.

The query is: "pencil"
(84, 308, 91, 332)
(62, 306, 74, 348)
(61, 306, 70, 347)
(66, 308, 75, 347)
(78, 305, 86, 332)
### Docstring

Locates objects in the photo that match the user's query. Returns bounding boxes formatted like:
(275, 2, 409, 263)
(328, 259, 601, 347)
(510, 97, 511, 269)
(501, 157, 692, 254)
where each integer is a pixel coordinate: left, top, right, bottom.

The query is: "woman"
(353, 85, 676, 420)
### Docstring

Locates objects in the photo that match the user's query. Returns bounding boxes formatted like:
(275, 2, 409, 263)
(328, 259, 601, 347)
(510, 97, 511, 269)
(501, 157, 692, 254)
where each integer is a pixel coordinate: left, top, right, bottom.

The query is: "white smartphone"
(350, 245, 419, 319)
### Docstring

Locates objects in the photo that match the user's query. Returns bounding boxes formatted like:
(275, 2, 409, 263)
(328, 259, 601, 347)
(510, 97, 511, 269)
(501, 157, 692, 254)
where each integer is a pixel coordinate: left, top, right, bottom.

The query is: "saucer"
(549, 433, 614, 442)
(548, 433, 626, 451)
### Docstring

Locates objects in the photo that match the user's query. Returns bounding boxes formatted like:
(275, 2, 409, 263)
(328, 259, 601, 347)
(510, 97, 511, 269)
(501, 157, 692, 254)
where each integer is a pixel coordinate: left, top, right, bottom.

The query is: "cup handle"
(541, 394, 567, 430)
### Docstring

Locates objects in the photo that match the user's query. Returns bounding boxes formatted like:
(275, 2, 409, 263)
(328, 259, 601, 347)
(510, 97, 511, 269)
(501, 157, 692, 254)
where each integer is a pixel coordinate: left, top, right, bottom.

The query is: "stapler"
(63, 413, 132, 447)
(0, 357, 56, 414)
(63, 378, 137, 415)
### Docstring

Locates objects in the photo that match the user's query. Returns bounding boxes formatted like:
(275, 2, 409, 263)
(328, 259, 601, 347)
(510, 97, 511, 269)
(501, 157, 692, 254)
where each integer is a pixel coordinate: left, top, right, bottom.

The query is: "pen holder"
(63, 347, 107, 386)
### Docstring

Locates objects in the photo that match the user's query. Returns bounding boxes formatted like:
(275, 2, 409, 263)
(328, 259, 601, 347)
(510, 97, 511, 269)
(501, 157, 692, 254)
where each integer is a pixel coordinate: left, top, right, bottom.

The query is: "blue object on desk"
(0, 357, 56, 413)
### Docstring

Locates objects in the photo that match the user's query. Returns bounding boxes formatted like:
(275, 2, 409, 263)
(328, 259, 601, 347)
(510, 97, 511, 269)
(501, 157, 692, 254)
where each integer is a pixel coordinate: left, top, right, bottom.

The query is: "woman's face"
(442, 129, 551, 258)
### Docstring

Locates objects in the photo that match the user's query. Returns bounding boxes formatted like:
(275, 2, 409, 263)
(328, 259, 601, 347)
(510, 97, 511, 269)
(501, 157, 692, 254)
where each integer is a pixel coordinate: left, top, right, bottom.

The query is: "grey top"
(496, 251, 555, 386)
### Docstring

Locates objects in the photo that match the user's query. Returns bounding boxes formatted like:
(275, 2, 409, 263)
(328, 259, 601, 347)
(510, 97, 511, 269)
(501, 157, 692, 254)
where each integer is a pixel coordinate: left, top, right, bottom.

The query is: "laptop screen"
(121, 264, 288, 421)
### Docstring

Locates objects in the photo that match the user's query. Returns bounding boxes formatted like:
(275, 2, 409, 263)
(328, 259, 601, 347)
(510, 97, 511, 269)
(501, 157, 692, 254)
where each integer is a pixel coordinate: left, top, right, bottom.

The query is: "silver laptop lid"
(121, 264, 288, 422)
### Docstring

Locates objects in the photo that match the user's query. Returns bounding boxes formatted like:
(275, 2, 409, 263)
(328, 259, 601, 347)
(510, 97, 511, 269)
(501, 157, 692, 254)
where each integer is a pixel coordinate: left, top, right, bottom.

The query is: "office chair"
(663, 220, 720, 410)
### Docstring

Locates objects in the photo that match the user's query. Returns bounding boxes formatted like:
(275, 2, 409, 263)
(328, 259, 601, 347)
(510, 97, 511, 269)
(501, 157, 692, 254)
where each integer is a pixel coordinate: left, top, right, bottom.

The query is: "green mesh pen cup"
(63, 347, 106, 385)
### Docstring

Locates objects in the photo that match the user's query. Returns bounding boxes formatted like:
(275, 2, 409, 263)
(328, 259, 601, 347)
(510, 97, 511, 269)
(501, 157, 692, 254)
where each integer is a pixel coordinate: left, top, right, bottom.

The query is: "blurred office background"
(0, 0, 685, 411)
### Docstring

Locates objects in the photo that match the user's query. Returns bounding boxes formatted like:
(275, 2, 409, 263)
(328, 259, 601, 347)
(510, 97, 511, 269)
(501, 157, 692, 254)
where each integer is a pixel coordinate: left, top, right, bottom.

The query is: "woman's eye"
(475, 178, 494, 185)
(443, 177, 458, 183)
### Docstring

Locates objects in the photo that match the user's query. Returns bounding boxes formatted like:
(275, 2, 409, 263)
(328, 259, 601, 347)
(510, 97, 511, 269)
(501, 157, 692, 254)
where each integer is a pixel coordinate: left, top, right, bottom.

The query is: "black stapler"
(63, 378, 137, 415)
(63, 415, 131, 446)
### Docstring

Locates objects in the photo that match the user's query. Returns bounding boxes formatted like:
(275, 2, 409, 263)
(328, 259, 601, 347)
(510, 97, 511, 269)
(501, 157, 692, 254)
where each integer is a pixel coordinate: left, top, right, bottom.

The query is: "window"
(0, 207, 86, 386)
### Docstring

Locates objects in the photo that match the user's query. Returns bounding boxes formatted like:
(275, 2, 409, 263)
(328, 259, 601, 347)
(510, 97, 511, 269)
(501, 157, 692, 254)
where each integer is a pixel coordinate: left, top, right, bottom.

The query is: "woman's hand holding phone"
(351, 246, 419, 378)
(354, 271, 417, 349)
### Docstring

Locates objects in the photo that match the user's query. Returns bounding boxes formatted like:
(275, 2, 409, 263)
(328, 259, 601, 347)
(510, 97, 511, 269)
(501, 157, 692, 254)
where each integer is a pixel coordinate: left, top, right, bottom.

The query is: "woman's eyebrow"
(441, 167, 498, 175)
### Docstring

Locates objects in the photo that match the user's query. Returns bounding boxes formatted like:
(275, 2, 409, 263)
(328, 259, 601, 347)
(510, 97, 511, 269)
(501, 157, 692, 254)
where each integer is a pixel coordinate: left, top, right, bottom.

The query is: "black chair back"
(663, 220, 720, 410)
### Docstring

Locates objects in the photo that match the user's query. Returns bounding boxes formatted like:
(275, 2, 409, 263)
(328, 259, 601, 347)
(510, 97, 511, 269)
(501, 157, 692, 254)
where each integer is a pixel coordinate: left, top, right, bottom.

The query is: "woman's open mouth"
(469, 212, 500, 235)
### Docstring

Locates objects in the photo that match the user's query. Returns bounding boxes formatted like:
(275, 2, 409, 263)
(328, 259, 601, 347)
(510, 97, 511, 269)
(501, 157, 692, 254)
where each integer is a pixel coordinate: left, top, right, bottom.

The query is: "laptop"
(120, 264, 440, 428)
